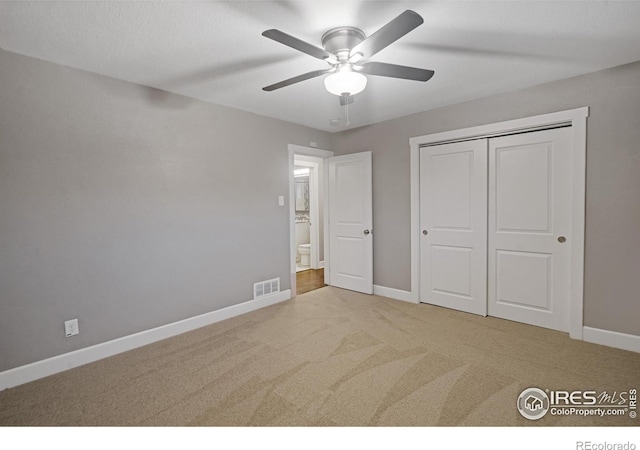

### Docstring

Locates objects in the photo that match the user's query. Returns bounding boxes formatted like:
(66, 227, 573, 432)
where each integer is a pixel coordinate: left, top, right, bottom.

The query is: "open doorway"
(288, 144, 333, 296)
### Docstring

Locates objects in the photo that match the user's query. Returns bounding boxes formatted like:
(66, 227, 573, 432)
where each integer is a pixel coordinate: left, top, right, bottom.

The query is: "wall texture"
(0, 49, 331, 372)
(332, 60, 640, 337)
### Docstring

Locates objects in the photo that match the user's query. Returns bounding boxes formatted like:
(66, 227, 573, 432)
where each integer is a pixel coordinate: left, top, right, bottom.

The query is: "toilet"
(298, 243, 311, 266)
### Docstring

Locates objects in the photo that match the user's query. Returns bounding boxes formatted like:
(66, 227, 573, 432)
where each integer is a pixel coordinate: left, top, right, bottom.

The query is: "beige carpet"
(0, 287, 638, 426)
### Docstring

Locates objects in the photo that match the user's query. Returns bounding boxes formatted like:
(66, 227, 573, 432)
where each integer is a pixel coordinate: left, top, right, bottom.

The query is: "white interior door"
(419, 140, 488, 315)
(488, 127, 572, 331)
(328, 151, 373, 294)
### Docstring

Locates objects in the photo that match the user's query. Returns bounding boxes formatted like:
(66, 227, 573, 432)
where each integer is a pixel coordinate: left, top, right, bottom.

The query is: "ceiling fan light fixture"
(324, 67, 367, 96)
(262, 10, 432, 98)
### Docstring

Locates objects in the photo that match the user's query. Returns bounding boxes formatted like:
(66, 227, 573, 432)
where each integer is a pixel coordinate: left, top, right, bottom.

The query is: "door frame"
(288, 144, 333, 297)
(409, 107, 589, 339)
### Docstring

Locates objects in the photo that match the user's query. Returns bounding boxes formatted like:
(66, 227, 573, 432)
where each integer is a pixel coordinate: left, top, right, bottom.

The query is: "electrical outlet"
(64, 318, 79, 337)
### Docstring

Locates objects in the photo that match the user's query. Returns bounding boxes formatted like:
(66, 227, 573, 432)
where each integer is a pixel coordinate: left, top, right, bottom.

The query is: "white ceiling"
(2, 1, 640, 132)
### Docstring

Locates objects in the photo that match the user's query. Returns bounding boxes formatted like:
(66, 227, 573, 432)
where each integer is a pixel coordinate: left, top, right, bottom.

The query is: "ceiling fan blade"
(262, 29, 336, 62)
(360, 62, 434, 82)
(339, 95, 354, 106)
(262, 69, 332, 92)
(349, 10, 424, 60)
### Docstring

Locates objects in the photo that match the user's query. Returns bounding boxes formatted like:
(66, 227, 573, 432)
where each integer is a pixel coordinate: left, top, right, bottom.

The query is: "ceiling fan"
(261, 10, 434, 105)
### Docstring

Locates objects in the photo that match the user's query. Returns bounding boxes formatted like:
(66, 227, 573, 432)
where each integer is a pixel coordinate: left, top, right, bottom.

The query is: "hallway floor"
(296, 268, 325, 295)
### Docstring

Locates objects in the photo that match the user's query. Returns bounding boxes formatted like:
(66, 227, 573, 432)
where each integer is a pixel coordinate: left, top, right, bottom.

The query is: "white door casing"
(488, 127, 573, 331)
(419, 140, 488, 315)
(328, 151, 373, 294)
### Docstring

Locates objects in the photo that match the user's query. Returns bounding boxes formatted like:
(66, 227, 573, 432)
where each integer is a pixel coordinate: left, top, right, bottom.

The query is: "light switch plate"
(278, 195, 285, 206)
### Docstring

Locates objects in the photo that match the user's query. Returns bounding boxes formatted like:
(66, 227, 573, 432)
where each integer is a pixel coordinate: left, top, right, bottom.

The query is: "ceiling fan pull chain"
(344, 94, 350, 126)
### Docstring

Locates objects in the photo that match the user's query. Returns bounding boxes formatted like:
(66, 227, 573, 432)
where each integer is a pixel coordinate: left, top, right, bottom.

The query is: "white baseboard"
(0, 290, 291, 391)
(371, 291, 640, 354)
(582, 326, 640, 354)
(373, 285, 418, 304)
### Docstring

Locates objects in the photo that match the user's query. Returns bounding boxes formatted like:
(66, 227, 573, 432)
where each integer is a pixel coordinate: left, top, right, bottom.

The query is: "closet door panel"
(488, 128, 573, 331)
(419, 140, 488, 316)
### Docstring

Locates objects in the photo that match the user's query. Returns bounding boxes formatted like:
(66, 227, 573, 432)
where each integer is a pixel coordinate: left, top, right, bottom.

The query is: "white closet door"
(488, 127, 572, 331)
(420, 140, 488, 315)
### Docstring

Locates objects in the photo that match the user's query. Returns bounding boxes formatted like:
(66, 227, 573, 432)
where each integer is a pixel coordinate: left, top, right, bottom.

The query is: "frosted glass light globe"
(324, 69, 367, 96)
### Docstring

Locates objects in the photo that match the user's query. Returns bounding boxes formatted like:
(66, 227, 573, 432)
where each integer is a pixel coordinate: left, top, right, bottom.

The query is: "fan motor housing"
(321, 27, 365, 58)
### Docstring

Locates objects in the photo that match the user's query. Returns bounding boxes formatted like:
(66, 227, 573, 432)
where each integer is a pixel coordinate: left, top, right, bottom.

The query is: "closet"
(419, 126, 573, 332)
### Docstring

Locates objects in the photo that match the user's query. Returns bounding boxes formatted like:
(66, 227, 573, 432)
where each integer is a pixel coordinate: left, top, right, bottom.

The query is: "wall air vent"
(253, 277, 280, 299)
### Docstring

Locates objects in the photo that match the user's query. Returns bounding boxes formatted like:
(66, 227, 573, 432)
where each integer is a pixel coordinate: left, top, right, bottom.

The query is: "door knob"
(422, 230, 428, 235)
(558, 236, 566, 243)
(364, 229, 371, 235)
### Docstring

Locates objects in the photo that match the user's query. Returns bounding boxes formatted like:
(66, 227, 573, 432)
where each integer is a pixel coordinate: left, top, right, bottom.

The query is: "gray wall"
(0, 49, 331, 372)
(332, 60, 640, 337)
(2, 46, 639, 374)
